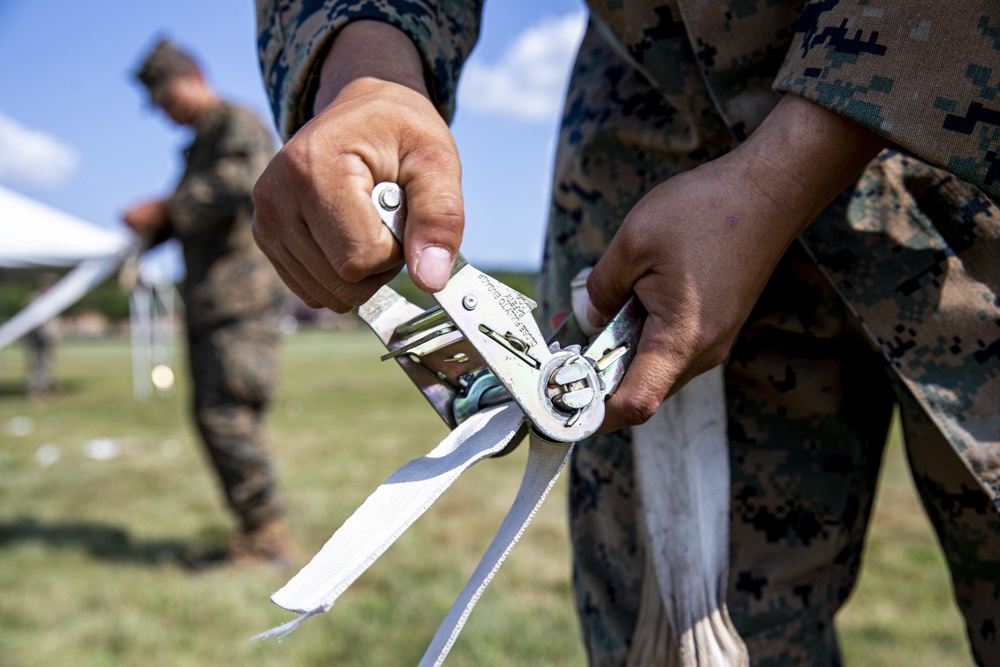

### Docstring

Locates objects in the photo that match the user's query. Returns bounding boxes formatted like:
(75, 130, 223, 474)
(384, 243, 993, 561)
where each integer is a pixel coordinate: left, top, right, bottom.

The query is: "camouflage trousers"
(540, 20, 1000, 667)
(567, 247, 1000, 666)
(187, 310, 284, 530)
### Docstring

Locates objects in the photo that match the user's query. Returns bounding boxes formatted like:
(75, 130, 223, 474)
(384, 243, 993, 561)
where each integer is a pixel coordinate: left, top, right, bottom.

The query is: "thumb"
(399, 154, 464, 293)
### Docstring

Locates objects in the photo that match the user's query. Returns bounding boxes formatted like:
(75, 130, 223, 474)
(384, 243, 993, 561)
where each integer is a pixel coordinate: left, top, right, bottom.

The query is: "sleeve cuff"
(258, 1, 482, 139)
(773, 2, 1000, 198)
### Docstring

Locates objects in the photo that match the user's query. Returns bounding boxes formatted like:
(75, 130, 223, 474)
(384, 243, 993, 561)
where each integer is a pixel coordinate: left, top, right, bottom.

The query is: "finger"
(254, 161, 375, 311)
(598, 313, 684, 434)
(331, 264, 405, 308)
(264, 134, 401, 284)
(587, 236, 645, 327)
(301, 164, 404, 282)
(273, 237, 404, 312)
(270, 260, 324, 309)
(284, 204, 404, 291)
(268, 242, 349, 311)
(398, 144, 464, 293)
(252, 197, 324, 308)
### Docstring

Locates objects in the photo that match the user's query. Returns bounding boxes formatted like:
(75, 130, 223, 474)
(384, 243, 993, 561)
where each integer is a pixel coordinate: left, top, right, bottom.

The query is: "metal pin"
(462, 294, 478, 310)
(595, 344, 629, 373)
(378, 187, 402, 211)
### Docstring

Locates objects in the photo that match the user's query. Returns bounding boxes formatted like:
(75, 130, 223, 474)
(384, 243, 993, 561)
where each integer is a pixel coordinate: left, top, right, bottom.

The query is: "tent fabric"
(0, 185, 133, 269)
(0, 255, 127, 350)
(0, 185, 138, 350)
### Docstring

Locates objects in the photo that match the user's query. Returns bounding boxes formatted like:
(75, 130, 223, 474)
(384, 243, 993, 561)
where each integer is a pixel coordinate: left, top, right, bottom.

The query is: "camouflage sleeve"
(774, 2, 1000, 198)
(256, 0, 483, 140)
(167, 108, 275, 236)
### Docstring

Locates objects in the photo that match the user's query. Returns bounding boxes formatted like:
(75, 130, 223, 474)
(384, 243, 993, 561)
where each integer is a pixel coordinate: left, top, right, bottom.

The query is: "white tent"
(0, 185, 136, 270)
(0, 185, 180, 400)
(0, 184, 138, 350)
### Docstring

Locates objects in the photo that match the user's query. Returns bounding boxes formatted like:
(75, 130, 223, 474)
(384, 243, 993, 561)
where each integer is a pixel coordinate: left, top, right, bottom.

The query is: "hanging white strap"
(129, 285, 152, 401)
(419, 435, 574, 667)
(254, 402, 527, 640)
(255, 405, 574, 667)
(627, 367, 749, 667)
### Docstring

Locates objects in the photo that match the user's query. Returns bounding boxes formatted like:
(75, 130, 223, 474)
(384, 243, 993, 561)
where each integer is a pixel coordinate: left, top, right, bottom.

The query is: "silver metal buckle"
(359, 182, 645, 444)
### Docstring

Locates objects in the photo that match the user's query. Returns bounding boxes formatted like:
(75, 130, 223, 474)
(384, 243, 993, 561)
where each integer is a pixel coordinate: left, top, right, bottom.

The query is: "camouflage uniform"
(163, 100, 289, 531)
(257, 1, 1000, 664)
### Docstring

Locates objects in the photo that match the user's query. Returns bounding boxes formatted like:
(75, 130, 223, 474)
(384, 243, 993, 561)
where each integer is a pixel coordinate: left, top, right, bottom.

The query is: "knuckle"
(333, 248, 375, 283)
(250, 213, 274, 250)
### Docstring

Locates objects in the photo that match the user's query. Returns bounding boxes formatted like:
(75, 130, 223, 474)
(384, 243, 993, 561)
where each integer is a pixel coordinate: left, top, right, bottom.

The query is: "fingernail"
(415, 245, 453, 291)
(587, 302, 609, 329)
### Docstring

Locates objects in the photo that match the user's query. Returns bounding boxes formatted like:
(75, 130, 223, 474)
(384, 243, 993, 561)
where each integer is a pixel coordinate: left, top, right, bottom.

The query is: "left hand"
(587, 95, 888, 433)
(122, 199, 168, 236)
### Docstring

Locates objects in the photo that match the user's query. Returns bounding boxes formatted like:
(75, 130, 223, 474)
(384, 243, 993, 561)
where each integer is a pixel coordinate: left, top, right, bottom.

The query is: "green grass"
(0, 331, 976, 666)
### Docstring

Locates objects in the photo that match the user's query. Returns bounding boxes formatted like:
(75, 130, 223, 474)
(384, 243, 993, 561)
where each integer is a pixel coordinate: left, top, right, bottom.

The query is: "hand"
(122, 199, 168, 236)
(252, 21, 464, 312)
(588, 95, 888, 433)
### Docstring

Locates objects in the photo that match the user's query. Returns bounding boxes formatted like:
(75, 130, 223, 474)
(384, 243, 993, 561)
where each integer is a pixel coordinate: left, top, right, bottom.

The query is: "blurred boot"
(188, 517, 295, 571)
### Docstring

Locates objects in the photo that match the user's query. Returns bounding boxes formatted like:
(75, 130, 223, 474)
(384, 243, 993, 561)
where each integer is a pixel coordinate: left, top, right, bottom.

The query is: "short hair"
(134, 38, 201, 103)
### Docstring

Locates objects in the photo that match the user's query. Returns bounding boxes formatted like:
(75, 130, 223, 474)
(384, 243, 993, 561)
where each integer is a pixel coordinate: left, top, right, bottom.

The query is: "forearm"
(313, 20, 430, 115)
(715, 95, 889, 285)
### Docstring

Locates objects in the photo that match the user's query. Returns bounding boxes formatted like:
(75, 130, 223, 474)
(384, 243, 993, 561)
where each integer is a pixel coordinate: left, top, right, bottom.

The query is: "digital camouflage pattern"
(257, 1, 1000, 200)
(256, 0, 1000, 663)
(166, 101, 289, 529)
(257, 0, 484, 133)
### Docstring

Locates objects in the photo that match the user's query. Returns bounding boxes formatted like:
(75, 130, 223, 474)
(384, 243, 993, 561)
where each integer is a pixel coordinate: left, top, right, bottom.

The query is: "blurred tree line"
(0, 278, 131, 322)
(1, 270, 538, 324)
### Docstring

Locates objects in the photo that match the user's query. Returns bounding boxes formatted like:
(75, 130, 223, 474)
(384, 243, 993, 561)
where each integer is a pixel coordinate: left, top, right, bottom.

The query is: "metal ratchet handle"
(369, 182, 608, 443)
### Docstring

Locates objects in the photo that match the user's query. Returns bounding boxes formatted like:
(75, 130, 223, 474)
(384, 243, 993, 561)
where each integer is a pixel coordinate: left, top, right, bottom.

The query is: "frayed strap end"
(250, 605, 330, 643)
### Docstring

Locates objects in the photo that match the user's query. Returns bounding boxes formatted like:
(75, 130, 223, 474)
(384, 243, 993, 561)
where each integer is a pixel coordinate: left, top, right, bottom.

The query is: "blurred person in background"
(123, 38, 293, 570)
(24, 273, 59, 397)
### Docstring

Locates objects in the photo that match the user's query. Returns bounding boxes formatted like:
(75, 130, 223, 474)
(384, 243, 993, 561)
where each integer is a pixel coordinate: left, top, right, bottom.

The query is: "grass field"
(0, 330, 976, 666)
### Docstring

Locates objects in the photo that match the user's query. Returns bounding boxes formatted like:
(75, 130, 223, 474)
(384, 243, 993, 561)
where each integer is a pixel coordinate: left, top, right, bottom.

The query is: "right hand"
(252, 21, 464, 312)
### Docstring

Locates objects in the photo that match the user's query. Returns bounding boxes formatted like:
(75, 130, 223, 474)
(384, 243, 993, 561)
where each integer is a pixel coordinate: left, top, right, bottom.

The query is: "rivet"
(378, 188, 401, 211)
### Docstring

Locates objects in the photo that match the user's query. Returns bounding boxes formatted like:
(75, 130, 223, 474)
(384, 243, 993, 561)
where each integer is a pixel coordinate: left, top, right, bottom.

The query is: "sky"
(0, 0, 588, 276)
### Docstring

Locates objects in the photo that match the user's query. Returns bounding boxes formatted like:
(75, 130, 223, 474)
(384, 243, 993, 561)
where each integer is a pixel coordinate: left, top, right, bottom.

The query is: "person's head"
(134, 39, 218, 126)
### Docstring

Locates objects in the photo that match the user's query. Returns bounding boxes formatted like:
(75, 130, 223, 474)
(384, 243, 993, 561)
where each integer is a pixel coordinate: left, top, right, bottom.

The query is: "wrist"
(736, 94, 888, 226)
(313, 20, 430, 115)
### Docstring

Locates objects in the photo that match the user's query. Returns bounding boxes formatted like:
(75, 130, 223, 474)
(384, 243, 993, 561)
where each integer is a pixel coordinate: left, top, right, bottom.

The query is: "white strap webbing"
(255, 402, 564, 653)
(419, 435, 574, 666)
(628, 367, 749, 666)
